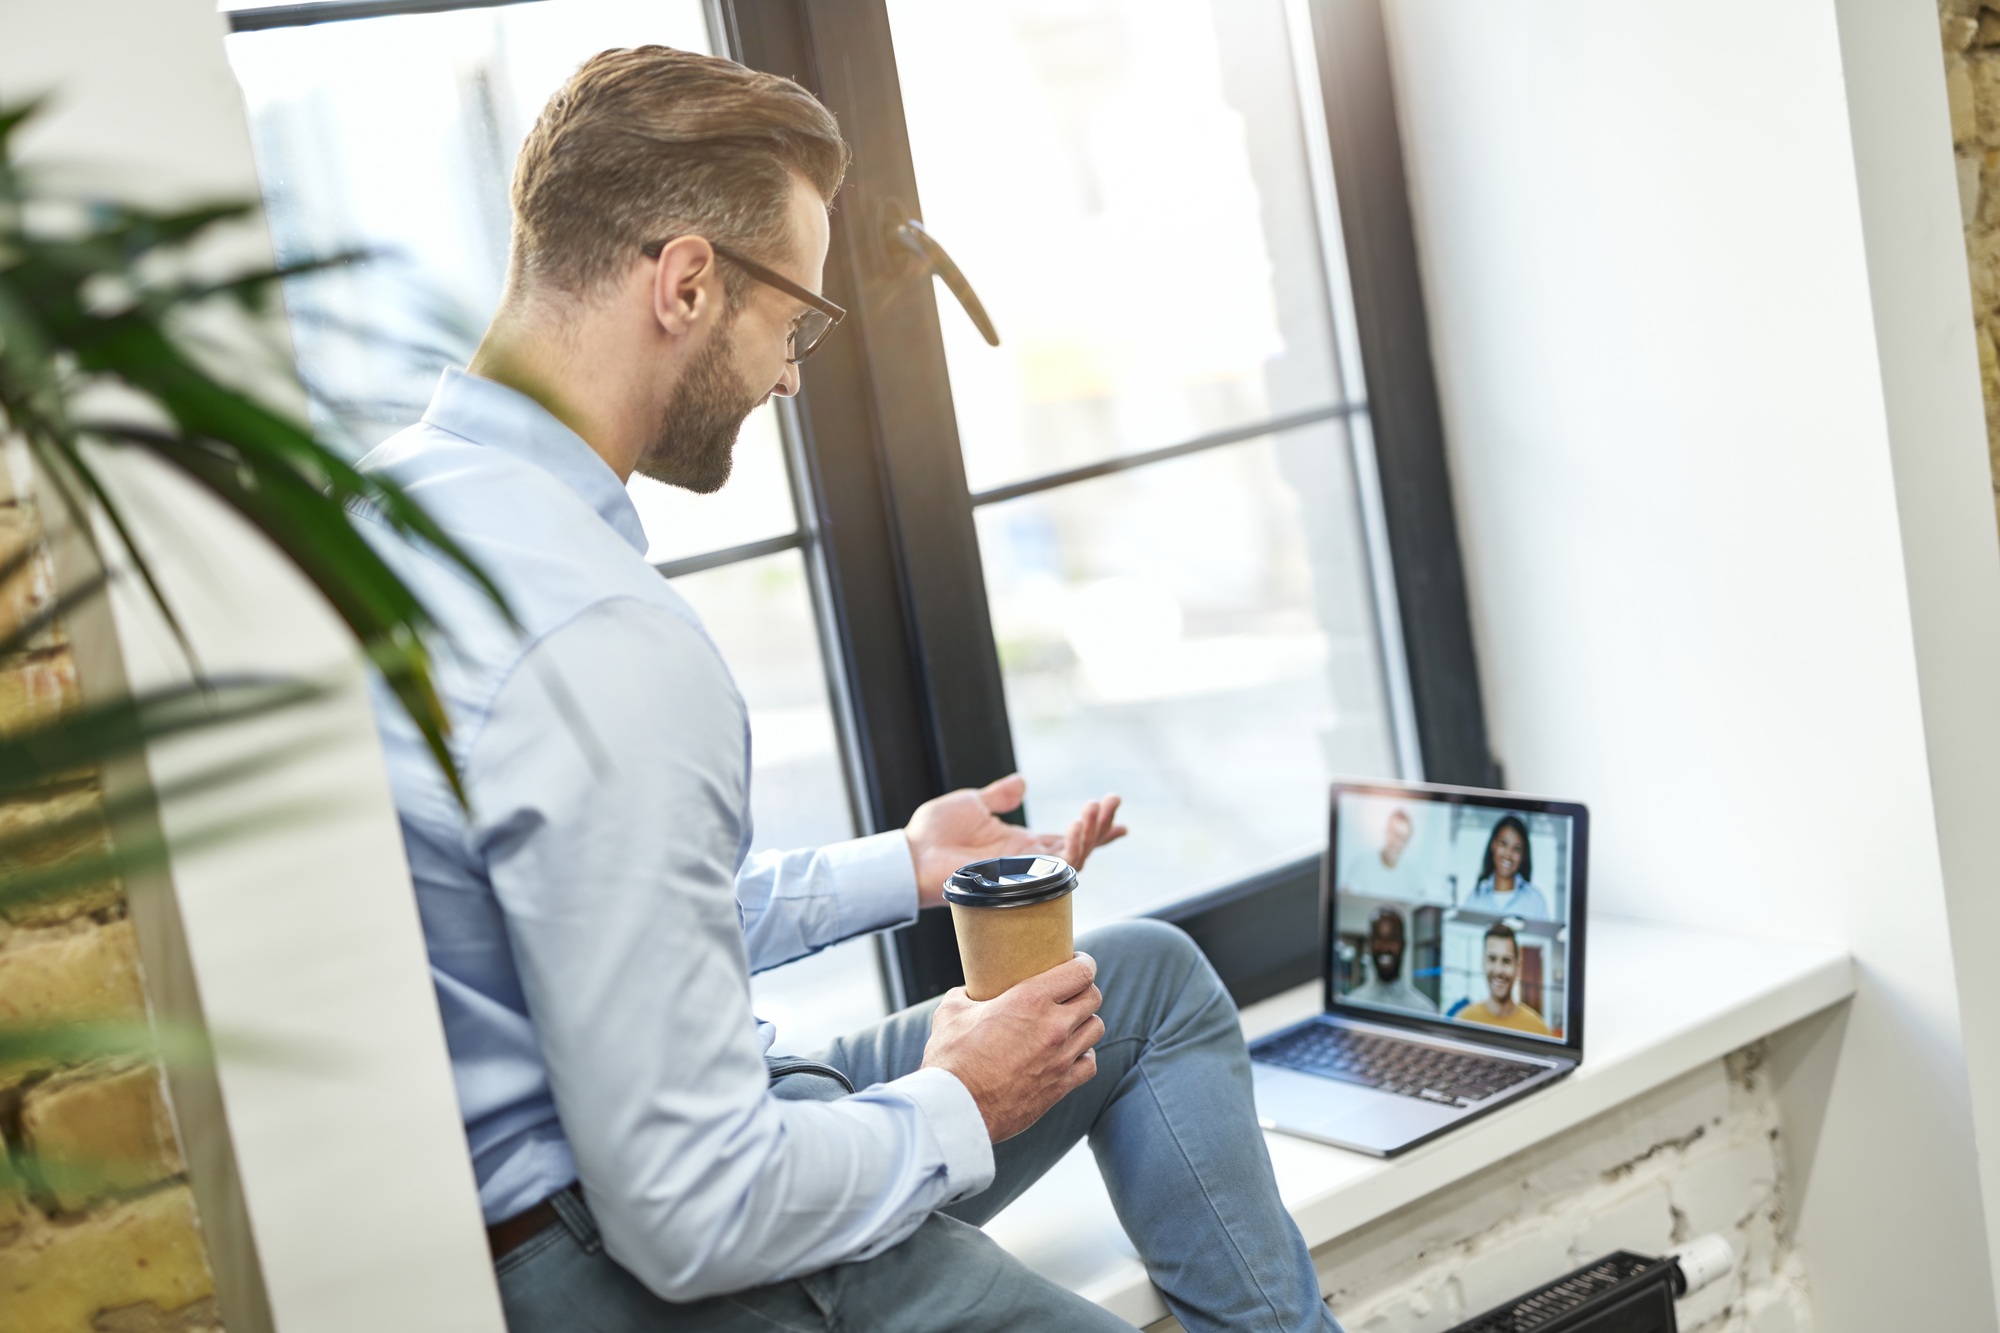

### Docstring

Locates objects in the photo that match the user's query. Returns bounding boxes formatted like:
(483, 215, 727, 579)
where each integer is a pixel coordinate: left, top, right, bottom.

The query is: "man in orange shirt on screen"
(1458, 924, 1552, 1036)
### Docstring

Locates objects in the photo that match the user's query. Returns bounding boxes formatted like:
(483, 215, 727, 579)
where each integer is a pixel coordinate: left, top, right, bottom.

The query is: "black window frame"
(225, 0, 1495, 1010)
(725, 0, 1494, 1008)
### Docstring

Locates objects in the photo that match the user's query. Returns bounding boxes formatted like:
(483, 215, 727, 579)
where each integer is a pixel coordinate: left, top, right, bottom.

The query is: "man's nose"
(773, 362, 802, 398)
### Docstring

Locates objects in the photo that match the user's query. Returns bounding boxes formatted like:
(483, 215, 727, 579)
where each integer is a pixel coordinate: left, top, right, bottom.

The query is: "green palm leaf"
(0, 97, 510, 803)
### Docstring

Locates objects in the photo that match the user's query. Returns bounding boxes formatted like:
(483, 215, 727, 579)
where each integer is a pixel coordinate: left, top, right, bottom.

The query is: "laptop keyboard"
(1252, 1023, 1543, 1107)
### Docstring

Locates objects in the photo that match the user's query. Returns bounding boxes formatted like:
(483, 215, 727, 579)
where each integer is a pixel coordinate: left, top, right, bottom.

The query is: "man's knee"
(1079, 916, 1201, 972)
(1077, 918, 1232, 1037)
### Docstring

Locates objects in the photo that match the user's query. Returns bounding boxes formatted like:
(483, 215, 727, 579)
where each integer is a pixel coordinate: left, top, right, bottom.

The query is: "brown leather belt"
(487, 1183, 581, 1262)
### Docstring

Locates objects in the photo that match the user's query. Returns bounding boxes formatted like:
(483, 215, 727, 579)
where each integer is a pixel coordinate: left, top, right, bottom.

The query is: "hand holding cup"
(920, 952, 1105, 1142)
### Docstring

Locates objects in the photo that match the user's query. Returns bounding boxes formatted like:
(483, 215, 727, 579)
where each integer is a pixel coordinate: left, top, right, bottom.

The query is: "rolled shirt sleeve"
(469, 598, 993, 1299)
(737, 830, 919, 974)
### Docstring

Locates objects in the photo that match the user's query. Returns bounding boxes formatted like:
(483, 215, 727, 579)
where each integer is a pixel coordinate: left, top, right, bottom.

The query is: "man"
(1345, 907, 1438, 1014)
(1344, 806, 1424, 900)
(1457, 925, 1553, 1036)
(356, 46, 1341, 1333)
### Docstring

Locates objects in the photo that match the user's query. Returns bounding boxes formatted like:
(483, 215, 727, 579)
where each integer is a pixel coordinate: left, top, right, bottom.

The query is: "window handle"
(888, 216, 1001, 347)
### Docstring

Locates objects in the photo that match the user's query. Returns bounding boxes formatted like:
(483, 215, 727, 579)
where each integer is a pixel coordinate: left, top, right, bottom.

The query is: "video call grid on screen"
(1330, 788, 1578, 1045)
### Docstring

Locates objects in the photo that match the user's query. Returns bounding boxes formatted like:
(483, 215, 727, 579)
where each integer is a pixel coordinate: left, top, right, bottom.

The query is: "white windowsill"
(983, 915, 1857, 1328)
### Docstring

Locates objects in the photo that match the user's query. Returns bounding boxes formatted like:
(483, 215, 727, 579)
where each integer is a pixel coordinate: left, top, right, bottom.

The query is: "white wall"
(1832, 0, 2000, 1309)
(0, 3, 505, 1330)
(1381, 0, 2000, 1328)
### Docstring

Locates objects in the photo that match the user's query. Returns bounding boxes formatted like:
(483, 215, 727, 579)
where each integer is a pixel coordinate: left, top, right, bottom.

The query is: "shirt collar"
(421, 366, 648, 555)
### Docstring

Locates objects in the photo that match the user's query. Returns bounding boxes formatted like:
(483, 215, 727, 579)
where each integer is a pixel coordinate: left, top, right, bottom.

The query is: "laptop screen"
(1330, 784, 1585, 1048)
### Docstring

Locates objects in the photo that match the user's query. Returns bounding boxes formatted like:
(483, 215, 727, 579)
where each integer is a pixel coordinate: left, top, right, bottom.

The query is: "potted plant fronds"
(0, 96, 501, 1217)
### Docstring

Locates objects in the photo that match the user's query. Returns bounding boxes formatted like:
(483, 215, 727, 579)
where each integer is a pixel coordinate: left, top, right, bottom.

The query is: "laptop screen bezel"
(1323, 779, 1589, 1062)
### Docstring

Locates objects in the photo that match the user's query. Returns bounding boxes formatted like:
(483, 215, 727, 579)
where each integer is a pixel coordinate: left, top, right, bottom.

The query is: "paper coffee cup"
(944, 855, 1079, 1001)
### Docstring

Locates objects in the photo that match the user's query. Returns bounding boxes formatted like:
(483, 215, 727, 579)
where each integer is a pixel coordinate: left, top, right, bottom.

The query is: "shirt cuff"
(891, 1065, 995, 1202)
(825, 830, 921, 940)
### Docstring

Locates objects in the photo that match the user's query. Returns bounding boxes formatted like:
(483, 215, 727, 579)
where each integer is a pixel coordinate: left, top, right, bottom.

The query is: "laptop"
(1249, 779, 1589, 1156)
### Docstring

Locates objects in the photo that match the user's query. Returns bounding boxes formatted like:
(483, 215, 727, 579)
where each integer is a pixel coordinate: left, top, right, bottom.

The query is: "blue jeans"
(497, 920, 1342, 1332)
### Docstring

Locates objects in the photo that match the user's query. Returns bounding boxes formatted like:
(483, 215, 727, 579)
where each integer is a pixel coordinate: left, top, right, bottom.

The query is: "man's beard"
(635, 324, 764, 494)
(1373, 951, 1401, 984)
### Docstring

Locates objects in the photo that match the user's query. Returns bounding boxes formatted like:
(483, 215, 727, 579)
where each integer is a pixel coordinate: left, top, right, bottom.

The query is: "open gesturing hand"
(905, 774, 1126, 908)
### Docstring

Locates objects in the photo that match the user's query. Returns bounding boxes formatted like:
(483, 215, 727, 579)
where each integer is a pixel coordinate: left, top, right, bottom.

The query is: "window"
(728, 0, 1491, 1005)
(225, 0, 1490, 1015)
(884, 0, 1408, 934)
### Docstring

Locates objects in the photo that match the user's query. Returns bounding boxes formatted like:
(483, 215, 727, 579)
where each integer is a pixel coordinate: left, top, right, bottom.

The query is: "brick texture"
(21, 1063, 186, 1213)
(0, 1185, 216, 1331)
(0, 478, 224, 1330)
(0, 651, 81, 736)
(1139, 1047, 1815, 1333)
(1941, 2, 2000, 521)
(0, 1177, 26, 1245)
(0, 501, 58, 653)
(93, 1295, 224, 1333)
(0, 918, 146, 1032)
(0, 787, 124, 928)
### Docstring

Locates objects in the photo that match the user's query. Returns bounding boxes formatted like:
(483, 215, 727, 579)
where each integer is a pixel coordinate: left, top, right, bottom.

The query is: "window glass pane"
(893, 0, 1403, 924)
(670, 551, 882, 1053)
(887, 0, 1347, 493)
(752, 938, 887, 1058)
(629, 406, 797, 565)
(976, 423, 1394, 932)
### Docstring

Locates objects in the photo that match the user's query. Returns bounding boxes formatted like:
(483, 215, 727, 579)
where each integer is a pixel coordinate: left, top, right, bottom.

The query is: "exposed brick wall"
(1943, 3, 2000, 522)
(1303, 1047, 1812, 1333)
(0, 462, 222, 1332)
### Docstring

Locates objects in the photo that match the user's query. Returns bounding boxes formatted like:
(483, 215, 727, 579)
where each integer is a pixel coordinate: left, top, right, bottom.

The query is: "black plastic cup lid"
(943, 855, 1078, 908)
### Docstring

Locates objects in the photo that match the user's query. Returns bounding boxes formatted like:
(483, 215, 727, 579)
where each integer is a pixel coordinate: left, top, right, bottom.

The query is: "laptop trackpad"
(1323, 1098, 1461, 1154)
(1254, 1063, 1379, 1123)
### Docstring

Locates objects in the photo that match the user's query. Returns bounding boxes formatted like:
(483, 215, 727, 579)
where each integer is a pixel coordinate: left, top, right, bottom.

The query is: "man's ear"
(650, 235, 723, 337)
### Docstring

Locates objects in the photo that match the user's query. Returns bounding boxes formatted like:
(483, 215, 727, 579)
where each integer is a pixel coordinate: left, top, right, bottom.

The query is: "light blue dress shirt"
(355, 368, 995, 1301)
(1463, 876, 1554, 919)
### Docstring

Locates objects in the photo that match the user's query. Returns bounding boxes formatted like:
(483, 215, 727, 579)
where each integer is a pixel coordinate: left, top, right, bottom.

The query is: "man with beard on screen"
(1346, 907, 1438, 1014)
(353, 45, 1342, 1333)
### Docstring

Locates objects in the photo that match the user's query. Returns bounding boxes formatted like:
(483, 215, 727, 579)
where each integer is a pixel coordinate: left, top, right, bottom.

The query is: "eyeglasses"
(641, 238, 846, 364)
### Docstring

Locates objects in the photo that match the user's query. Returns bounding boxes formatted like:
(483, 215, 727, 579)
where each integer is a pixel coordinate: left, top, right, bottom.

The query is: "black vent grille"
(1446, 1251, 1680, 1333)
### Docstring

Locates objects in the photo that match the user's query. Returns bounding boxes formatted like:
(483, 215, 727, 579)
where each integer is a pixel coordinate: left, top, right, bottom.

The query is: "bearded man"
(1348, 907, 1439, 1014)
(357, 44, 1341, 1333)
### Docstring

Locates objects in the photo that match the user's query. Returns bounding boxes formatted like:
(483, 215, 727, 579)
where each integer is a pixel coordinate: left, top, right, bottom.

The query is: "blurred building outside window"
(886, 0, 1411, 932)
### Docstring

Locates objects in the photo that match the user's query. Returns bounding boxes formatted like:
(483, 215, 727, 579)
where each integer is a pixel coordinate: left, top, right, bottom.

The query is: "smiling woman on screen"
(1462, 815, 1553, 919)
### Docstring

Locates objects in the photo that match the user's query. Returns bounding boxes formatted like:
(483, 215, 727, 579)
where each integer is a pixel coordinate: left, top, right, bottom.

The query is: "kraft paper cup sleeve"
(944, 855, 1080, 1001)
(951, 894, 1074, 1000)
